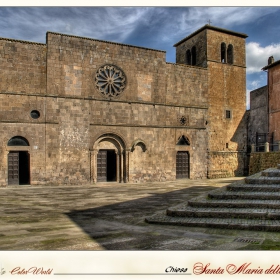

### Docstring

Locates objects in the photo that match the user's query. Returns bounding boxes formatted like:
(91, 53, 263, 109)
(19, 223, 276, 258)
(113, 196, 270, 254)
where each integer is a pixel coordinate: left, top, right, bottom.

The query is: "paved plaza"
(1, 177, 280, 250)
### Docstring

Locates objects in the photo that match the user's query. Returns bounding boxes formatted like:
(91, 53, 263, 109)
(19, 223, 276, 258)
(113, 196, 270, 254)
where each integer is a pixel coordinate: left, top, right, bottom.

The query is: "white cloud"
(88, 8, 151, 42)
(246, 42, 280, 74)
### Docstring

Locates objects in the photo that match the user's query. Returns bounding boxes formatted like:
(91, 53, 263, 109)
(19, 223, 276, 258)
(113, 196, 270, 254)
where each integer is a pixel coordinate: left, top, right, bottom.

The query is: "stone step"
(245, 176, 280, 185)
(188, 197, 280, 209)
(262, 168, 280, 177)
(145, 167, 280, 233)
(166, 205, 280, 219)
(227, 183, 280, 192)
(208, 190, 280, 200)
(145, 214, 280, 232)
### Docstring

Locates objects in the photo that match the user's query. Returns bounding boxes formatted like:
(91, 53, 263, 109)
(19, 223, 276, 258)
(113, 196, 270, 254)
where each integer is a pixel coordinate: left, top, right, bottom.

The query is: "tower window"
(225, 110, 232, 119)
(227, 44, 233, 64)
(191, 46, 196, 66)
(221, 43, 226, 63)
(186, 50, 191, 65)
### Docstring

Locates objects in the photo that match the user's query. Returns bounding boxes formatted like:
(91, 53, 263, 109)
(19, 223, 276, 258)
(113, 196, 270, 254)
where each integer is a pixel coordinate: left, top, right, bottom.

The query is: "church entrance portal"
(176, 151, 190, 179)
(8, 151, 30, 185)
(97, 150, 117, 182)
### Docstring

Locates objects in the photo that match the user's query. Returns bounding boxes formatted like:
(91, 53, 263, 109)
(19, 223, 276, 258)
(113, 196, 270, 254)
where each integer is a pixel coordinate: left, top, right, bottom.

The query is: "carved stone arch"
(131, 139, 147, 152)
(7, 136, 30, 146)
(92, 131, 127, 150)
(91, 132, 128, 183)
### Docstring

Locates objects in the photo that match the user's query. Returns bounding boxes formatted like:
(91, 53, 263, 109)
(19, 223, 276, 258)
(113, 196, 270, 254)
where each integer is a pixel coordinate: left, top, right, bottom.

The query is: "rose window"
(95, 65, 126, 98)
(178, 115, 189, 126)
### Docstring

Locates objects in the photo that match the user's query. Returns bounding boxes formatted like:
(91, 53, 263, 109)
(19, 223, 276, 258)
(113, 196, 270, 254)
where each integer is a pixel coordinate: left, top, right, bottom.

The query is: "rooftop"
(262, 59, 280, 70)
(174, 24, 248, 47)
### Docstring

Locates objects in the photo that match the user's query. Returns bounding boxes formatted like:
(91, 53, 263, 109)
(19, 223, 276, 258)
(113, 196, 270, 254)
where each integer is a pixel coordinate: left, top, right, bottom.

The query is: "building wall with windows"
(265, 61, 280, 143)
(0, 24, 248, 186)
(174, 25, 248, 178)
(248, 57, 280, 153)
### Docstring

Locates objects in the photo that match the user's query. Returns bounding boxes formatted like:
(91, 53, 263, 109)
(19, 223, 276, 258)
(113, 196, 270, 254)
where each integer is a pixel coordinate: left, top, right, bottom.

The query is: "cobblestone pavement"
(1, 177, 280, 250)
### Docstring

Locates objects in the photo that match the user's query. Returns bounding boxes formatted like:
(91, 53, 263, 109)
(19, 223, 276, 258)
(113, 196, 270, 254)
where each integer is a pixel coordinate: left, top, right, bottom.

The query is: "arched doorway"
(176, 135, 191, 179)
(97, 149, 117, 182)
(92, 133, 128, 183)
(7, 136, 30, 185)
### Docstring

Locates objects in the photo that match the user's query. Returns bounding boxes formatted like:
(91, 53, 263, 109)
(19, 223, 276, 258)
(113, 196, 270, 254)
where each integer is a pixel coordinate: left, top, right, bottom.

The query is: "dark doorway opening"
(107, 150, 116, 181)
(97, 149, 117, 182)
(176, 151, 190, 179)
(8, 151, 30, 185)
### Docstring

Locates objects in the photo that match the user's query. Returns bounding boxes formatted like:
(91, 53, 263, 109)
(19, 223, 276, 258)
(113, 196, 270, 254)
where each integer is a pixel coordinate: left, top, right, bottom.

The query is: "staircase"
(145, 165, 280, 231)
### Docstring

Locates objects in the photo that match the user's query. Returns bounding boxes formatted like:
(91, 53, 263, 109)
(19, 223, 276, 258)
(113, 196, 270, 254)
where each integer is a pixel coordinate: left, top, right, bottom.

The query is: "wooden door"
(176, 151, 189, 179)
(97, 150, 107, 182)
(8, 152, 19, 185)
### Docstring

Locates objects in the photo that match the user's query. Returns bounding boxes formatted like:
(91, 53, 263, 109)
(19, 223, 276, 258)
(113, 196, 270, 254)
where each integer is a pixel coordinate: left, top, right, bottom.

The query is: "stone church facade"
(0, 25, 247, 186)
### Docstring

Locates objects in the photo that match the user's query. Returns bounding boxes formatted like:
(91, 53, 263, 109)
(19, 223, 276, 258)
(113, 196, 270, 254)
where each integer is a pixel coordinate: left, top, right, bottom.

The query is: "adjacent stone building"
(0, 24, 248, 186)
(247, 86, 268, 151)
(248, 56, 280, 152)
(263, 57, 280, 148)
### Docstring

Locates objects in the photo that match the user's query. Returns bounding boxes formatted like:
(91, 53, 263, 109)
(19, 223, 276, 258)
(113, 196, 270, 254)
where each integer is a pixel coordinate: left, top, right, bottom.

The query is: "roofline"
(173, 24, 248, 47)
(262, 59, 280, 70)
(250, 85, 267, 93)
(0, 36, 46, 46)
(47, 31, 166, 54)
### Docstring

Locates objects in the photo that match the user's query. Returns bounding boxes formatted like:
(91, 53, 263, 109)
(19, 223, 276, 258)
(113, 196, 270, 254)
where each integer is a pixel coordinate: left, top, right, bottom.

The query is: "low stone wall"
(249, 152, 280, 175)
(207, 152, 247, 179)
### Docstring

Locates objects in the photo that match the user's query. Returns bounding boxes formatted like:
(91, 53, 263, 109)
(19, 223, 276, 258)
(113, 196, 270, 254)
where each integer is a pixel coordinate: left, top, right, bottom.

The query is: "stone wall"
(175, 29, 207, 68)
(268, 63, 280, 142)
(248, 86, 268, 146)
(208, 151, 247, 178)
(249, 152, 280, 175)
(0, 31, 210, 186)
(207, 30, 247, 178)
(0, 38, 46, 94)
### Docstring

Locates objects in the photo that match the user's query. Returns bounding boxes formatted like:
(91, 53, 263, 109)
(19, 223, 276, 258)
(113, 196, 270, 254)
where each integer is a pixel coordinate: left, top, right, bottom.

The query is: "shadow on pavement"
(65, 185, 217, 250)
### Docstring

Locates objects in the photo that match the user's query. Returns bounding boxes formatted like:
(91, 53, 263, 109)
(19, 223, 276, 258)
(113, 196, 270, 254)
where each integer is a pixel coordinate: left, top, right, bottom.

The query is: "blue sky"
(0, 7, 280, 109)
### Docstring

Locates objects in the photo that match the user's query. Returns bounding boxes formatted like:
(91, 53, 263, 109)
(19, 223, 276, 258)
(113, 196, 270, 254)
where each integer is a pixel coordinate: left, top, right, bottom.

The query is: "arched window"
(221, 43, 226, 63)
(227, 44, 233, 64)
(191, 46, 196, 66)
(7, 136, 29, 146)
(186, 50, 191, 65)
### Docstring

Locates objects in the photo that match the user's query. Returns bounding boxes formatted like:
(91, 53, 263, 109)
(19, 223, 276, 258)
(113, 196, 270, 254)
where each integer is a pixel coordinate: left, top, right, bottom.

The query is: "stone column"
(278, 141, 280, 151)
(115, 150, 120, 183)
(92, 149, 98, 183)
(125, 149, 130, 183)
(120, 149, 124, 183)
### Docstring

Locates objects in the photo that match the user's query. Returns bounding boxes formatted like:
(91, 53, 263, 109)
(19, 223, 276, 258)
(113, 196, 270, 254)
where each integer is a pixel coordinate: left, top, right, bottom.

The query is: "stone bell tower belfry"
(174, 25, 248, 178)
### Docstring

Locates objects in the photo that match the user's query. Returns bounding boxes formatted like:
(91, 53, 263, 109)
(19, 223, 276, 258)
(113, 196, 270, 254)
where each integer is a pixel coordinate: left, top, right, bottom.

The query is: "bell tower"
(174, 25, 248, 178)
